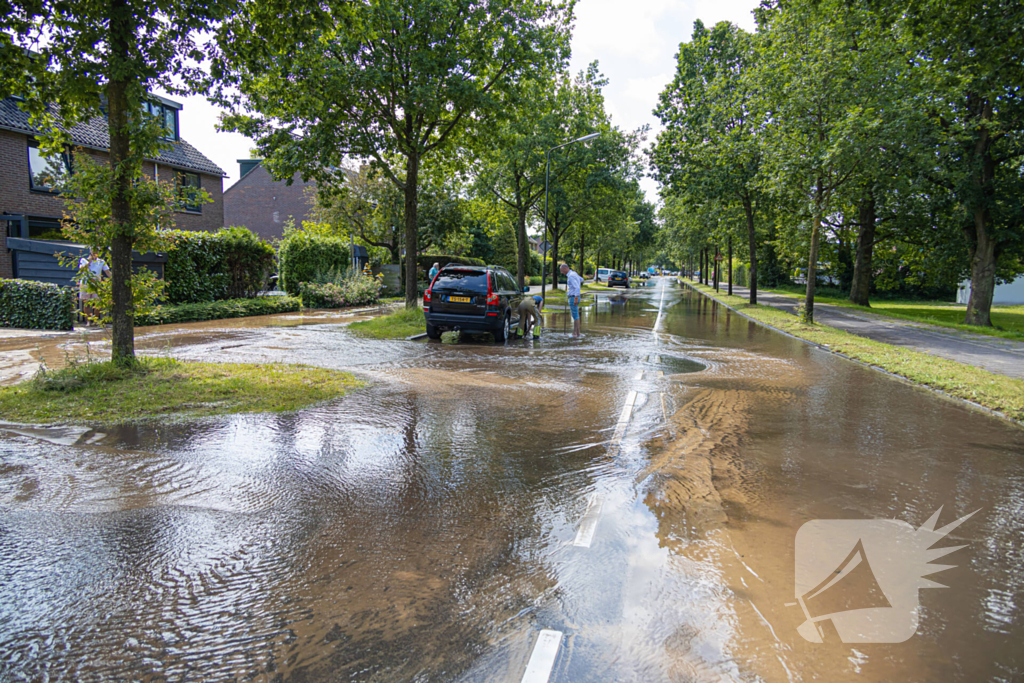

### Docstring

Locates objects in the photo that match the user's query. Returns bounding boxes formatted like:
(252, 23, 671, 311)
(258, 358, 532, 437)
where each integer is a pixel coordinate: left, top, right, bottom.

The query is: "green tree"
(753, 0, 888, 322)
(652, 20, 767, 303)
(893, 0, 1024, 325)
(2, 0, 233, 365)
(215, 0, 572, 308)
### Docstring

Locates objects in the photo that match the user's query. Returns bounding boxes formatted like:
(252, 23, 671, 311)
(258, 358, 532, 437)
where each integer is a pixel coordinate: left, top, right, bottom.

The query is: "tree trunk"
(515, 205, 528, 289)
(804, 178, 823, 323)
(965, 213, 997, 327)
(963, 98, 997, 327)
(403, 153, 420, 309)
(849, 191, 876, 307)
(106, 3, 135, 367)
(714, 245, 719, 292)
(578, 226, 585, 276)
(728, 235, 733, 296)
(743, 193, 757, 305)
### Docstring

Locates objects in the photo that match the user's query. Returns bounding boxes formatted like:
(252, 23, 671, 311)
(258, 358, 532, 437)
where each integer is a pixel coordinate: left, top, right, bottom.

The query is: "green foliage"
(163, 227, 276, 304)
(300, 275, 381, 309)
(0, 279, 76, 331)
(215, 0, 573, 306)
(134, 296, 301, 326)
(278, 232, 351, 295)
(416, 254, 485, 273)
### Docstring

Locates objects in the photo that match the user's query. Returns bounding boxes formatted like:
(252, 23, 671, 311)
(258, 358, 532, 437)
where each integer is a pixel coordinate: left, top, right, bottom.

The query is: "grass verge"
(135, 296, 302, 326)
(684, 280, 1024, 423)
(761, 286, 1024, 340)
(348, 306, 426, 339)
(0, 357, 362, 424)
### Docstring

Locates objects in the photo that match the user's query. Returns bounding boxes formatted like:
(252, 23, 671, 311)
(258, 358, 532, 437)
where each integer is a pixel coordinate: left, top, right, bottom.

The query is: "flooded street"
(0, 278, 1021, 681)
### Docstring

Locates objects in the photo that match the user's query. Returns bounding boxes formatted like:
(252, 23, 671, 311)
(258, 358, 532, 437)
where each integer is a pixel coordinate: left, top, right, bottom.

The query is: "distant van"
(596, 267, 612, 283)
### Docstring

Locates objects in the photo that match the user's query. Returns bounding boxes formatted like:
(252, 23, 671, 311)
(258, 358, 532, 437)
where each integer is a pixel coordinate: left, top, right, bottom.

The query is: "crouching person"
(517, 295, 543, 338)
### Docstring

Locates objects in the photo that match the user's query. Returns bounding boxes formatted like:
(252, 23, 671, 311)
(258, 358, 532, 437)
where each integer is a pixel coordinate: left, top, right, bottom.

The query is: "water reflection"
(0, 280, 1021, 681)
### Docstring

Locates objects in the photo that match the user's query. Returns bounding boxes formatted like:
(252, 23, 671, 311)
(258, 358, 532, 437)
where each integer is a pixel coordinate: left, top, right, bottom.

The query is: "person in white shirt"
(78, 247, 110, 324)
(560, 263, 583, 338)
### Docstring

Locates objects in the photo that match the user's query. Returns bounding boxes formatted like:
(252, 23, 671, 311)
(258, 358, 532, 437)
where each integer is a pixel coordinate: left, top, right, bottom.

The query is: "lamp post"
(542, 132, 599, 300)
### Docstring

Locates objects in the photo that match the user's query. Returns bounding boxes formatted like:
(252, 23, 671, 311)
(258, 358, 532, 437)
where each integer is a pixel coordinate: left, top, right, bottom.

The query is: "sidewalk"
(711, 283, 1024, 380)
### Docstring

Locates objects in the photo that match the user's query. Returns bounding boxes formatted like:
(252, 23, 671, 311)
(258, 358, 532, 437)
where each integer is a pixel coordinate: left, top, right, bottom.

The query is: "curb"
(680, 279, 1024, 429)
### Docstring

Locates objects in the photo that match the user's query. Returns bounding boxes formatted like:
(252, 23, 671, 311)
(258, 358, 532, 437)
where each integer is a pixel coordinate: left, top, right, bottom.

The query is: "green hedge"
(417, 254, 485, 273)
(0, 279, 75, 330)
(300, 277, 380, 309)
(165, 227, 276, 304)
(135, 296, 300, 326)
(278, 232, 350, 296)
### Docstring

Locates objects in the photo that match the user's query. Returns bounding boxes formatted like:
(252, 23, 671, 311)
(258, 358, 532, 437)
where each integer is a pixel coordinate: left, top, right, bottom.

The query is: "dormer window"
(142, 99, 180, 141)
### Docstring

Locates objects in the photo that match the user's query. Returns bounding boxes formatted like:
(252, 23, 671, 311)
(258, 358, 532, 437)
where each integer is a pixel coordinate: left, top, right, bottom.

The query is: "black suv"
(424, 264, 526, 342)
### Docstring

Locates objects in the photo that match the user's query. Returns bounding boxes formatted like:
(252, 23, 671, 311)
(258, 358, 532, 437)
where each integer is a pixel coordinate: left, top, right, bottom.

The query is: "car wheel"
(426, 322, 441, 340)
(494, 312, 510, 342)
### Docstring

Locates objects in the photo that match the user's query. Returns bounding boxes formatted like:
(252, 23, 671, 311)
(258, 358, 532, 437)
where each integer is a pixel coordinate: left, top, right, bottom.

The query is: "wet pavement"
(0, 278, 1022, 682)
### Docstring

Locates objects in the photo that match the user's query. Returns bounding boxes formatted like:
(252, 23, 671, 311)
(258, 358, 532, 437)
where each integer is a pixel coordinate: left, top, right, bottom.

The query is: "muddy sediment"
(0, 280, 1021, 681)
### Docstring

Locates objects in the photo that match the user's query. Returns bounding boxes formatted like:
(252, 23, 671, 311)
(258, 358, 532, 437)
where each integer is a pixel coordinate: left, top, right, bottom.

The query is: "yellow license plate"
(448, 296, 471, 303)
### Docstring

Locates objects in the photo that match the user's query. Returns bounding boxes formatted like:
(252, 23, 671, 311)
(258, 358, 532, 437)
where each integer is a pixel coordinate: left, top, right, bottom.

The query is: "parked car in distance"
(596, 267, 612, 283)
(637, 272, 650, 280)
(423, 264, 526, 342)
(608, 270, 630, 288)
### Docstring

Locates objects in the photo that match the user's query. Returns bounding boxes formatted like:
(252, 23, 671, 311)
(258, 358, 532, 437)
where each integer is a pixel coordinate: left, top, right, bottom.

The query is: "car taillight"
(423, 288, 432, 304)
(487, 292, 499, 306)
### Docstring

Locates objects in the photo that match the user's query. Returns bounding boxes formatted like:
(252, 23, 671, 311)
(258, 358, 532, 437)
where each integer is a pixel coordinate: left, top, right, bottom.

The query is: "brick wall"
(223, 164, 315, 241)
(1, 129, 223, 277)
(144, 162, 225, 232)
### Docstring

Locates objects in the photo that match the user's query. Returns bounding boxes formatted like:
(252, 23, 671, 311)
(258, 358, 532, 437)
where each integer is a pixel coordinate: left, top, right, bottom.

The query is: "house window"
(142, 100, 179, 141)
(27, 139, 72, 193)
(176, 171, 202, 212)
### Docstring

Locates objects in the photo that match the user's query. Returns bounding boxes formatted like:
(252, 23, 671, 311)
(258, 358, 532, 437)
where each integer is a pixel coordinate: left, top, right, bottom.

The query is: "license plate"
(448, 295, 471, 303)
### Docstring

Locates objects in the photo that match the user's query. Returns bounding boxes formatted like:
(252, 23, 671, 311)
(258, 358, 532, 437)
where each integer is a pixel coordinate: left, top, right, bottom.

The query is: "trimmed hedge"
(135, 296, 301, 326)
(278, 232, 350, 296)
(300, 278, 380, 309)
(0, 279, 76, 330)
(165, 227, 276, 304)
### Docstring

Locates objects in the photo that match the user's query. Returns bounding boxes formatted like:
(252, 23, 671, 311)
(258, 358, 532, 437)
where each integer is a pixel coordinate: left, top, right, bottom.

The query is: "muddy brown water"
(0, 280, 1021, 682)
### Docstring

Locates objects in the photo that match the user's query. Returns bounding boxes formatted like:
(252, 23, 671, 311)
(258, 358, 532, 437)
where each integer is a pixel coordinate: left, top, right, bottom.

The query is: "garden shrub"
(135, 296, 300, 326)
(164, 227, 276, 304)
(416, 254, 485, 273)
(0, 279, 75, 330)
(299, 275, 381, 309)
(278, 232, 350, 295)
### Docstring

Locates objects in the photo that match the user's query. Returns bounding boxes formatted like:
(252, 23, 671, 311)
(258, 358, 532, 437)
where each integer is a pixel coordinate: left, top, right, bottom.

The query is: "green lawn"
(761, 286, 1024, 340)
(685, 281, 1024, 423)
(0, 358, 362, 425)
(347, 307, 426, 339)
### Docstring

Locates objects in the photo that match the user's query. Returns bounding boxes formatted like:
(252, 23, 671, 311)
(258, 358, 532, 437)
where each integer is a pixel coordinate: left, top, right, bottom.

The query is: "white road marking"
(652, 280, 667, 334)
(634, 370, 644, 381)
(521, 629, 563, 683)
(573, 494, 604, 547)
(611, 390, 639, 443)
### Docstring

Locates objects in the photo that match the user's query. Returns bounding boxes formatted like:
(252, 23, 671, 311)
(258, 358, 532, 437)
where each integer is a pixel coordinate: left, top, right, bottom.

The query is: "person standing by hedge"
(428, 262, 440, 284)
(78, 247, 110, 325)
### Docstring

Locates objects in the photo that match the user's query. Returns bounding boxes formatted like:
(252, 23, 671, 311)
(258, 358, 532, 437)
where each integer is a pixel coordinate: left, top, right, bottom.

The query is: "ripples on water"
(0, 282, 1022, 681)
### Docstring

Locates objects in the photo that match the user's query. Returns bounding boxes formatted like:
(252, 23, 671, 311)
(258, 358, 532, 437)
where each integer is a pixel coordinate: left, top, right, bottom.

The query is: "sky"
(167, 0, 760, 202)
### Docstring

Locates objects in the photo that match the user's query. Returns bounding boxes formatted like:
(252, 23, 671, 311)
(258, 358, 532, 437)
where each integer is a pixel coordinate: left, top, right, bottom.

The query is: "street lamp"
(542, 132, 599, 300)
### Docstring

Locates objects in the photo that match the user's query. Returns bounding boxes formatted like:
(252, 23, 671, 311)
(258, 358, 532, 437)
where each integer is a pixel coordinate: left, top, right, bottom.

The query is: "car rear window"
(433, 270, 489, 293)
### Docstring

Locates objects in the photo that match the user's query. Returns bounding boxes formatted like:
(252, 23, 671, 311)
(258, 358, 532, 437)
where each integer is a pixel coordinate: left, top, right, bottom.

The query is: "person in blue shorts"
(560, 263, 583, 338)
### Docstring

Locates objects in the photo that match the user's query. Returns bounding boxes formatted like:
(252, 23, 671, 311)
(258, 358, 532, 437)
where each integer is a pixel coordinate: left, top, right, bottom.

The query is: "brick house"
(1, 94, 225, 283)
(223, 159, 315, 242)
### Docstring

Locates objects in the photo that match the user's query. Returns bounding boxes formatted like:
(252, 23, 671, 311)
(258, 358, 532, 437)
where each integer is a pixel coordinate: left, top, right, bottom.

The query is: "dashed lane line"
(521, 630, 563, 683)
(573, 494, 604, 548)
